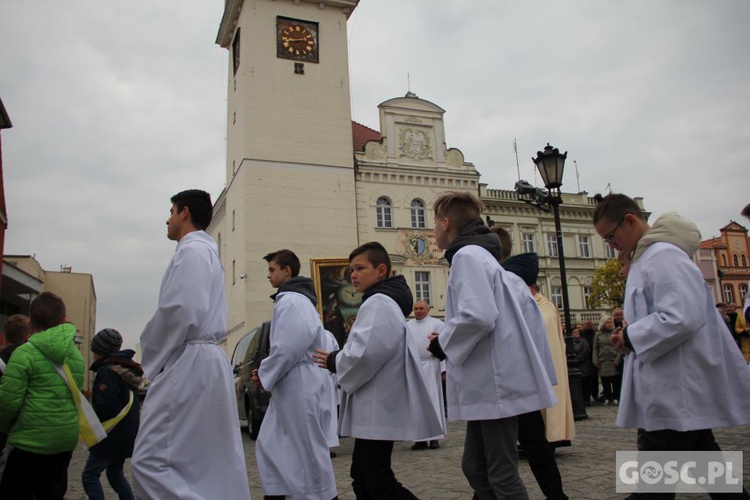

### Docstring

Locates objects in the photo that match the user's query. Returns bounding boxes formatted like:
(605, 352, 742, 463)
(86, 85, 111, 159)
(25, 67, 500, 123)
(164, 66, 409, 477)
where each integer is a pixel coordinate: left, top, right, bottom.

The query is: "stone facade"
(210, 0, 638, 356)
(700, 221, 750, 307)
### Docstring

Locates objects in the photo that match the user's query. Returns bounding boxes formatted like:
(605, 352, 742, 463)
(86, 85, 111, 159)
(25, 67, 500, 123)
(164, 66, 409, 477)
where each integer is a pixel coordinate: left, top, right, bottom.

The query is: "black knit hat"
(91, 328, 123, 355)
(502, 253, 540, 286)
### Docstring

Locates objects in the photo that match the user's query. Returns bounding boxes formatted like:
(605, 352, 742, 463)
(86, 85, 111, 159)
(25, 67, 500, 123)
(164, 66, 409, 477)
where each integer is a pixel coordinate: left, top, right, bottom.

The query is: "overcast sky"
(2, 1, 748, 349)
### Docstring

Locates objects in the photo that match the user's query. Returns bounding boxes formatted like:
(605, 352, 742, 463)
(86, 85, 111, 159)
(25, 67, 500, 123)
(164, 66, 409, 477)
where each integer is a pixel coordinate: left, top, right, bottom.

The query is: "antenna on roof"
(513, 139, 521, 181)
(574, 160, 581, 193)
(407, 72, 411, 93)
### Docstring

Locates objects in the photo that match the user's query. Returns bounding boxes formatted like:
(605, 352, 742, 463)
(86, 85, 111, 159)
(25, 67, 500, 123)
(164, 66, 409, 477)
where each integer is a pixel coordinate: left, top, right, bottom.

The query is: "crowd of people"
(0, 190, 749, 500)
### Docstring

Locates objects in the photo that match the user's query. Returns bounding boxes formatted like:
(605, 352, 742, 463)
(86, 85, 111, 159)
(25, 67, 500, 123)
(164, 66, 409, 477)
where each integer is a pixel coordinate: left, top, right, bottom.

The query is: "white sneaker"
(613, 400, 619, 406)
(602, 400, 609, 406)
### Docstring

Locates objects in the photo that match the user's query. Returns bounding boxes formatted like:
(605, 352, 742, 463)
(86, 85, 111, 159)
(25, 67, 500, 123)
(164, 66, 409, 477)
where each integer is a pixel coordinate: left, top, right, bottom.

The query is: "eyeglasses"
(603, 216, 626, 244)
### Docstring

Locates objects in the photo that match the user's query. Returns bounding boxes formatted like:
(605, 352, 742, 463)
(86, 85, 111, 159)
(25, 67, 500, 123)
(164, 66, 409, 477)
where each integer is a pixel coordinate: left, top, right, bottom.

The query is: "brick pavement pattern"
(65, 404, 750, 499)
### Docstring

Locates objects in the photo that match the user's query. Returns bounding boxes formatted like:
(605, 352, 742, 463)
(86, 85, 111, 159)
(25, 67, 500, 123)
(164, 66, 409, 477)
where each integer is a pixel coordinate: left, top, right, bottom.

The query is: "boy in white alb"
(428, 192, 556, 500)
(252, 249, 337, 500)
(314, 242, 442, 499)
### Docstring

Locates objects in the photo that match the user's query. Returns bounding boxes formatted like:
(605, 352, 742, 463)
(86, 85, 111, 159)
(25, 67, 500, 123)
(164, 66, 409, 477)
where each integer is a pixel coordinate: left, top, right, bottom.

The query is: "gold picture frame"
(310, 258, 363, 348)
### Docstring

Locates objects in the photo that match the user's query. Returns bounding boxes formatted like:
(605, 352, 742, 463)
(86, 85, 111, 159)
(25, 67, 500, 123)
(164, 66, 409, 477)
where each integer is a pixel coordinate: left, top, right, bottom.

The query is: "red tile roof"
(352, 121, 381, 152)
(700, 237, 725, 249)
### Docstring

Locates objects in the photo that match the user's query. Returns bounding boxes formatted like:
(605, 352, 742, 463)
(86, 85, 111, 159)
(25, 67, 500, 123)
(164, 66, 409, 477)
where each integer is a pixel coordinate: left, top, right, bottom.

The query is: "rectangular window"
(232, 29, 241, 75)
(522, 233, 535, 253)
(740, 283, 748, 301)
(583, 286, 593, 309)
(546, 234, 558, 257)
(605, 244, 616, 259)
(578, 235, 592, 258)
(551, 286, 563, 309)
(724, 284, 734, 304)
(415, 271, 431, 305)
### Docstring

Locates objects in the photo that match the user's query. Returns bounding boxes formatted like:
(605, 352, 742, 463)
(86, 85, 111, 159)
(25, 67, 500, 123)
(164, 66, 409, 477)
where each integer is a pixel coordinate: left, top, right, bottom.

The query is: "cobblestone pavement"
(65, 403, 750, 499)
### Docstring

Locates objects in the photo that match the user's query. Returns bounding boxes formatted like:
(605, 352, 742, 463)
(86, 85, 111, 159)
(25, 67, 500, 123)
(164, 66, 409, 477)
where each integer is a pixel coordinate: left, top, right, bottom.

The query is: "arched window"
(376, 197, 392, 228)
(733, 254, 739, 267)
(742, 254, 748, 267)
(722, 254, 727, 267)
(410, 199, 426, 228)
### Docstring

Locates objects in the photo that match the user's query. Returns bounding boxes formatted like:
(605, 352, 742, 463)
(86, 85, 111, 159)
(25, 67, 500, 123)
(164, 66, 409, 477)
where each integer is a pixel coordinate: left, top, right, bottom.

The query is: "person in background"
(83, 328, 143, 500)
(570, 328, 594, 406)
(579, 319, 599, 402)
(726, 303, 749, 362)
(0, 315, 31, 480)
(0, 292, 84, 499)
(592, 316, 622, 406)
(742, 202, 750, 335)
(406, 300, 446, 451)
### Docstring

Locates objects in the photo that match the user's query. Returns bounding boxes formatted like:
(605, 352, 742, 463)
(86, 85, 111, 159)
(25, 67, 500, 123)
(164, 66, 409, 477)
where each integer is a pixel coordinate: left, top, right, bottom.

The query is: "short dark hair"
(29, 292, 66, 331)
(433, 192, 483, 233)
(3, 314, 30, 344)
(742, 202, 750, 219)
(489, 226, 512, 263)
(263, 249, 301, 277)
(349, 241, 391, 276)
(171, 189, 213, 230)
(592, 193, 645, 225)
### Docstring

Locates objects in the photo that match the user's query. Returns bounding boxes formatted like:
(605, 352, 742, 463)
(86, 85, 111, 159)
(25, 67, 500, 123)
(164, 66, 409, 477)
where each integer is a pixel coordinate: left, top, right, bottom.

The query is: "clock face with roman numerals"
(277, 17, 319, 63)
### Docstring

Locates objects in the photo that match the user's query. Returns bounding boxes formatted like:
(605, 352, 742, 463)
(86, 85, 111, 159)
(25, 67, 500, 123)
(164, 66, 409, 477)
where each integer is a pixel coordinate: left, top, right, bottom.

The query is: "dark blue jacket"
(89, 349, 143, 457)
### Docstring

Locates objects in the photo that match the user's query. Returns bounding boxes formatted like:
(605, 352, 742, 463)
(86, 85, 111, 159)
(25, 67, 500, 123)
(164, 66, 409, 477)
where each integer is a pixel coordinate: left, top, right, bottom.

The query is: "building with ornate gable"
(210, 0, 632, 355)
(700, 221, 750, 306)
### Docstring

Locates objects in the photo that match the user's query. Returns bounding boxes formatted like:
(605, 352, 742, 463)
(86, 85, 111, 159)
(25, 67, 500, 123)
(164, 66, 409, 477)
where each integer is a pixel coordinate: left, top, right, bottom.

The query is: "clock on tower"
(277, 17, 319, 63)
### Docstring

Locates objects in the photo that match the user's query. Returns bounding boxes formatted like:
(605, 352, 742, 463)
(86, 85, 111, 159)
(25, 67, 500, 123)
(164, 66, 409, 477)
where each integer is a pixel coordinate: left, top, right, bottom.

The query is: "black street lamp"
(515, 143, 588, 421)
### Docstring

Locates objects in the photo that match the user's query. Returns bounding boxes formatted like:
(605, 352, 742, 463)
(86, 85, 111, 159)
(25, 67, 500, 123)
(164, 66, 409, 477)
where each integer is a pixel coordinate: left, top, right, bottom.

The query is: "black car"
(231, 321, 272, 440)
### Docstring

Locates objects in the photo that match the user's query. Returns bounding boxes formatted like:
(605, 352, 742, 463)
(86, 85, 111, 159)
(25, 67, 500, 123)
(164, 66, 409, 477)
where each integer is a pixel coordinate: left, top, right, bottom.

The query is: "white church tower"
(211, 0, 360, 351)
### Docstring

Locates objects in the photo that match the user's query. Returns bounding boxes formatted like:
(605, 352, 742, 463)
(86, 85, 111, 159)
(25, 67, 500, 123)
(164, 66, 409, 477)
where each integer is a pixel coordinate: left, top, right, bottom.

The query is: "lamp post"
(516, 143, 588, 421)
(532, 144, 573, 337)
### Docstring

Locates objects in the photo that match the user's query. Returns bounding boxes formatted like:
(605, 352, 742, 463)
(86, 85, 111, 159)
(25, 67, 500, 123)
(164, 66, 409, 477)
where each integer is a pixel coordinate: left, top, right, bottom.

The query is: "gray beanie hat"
(91, 328, 123, 355)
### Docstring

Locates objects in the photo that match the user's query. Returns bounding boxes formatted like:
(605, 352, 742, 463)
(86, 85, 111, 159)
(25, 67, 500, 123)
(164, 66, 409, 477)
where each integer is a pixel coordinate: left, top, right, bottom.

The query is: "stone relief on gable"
(364, 141, 386, 160)
(445, 148, 464, 167)
(404, 116, 422, 124)
(399, 127, 433, 161)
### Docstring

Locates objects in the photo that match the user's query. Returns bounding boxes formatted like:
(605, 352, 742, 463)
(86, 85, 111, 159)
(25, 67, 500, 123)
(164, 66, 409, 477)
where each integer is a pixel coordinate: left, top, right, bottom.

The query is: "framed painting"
(311, 258, 363, 349)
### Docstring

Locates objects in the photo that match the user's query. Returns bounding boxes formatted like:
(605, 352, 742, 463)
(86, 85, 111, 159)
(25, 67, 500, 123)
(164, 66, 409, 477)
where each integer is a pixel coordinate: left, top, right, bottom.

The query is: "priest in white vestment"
(406, 300, 446, 450)
(132, 190, 250, 500)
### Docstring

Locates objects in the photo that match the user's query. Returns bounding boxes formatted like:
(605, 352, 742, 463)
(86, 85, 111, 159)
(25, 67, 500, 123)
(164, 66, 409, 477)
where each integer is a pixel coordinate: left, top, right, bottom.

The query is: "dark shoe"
(329, 451, 337, 458)
(411, 442, 428, 450)
(429, 440, 440, 449)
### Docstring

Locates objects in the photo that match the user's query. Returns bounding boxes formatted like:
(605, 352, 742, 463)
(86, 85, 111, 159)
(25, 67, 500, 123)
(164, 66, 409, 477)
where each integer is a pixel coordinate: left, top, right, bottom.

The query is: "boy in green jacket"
(0, 291, 85, 499)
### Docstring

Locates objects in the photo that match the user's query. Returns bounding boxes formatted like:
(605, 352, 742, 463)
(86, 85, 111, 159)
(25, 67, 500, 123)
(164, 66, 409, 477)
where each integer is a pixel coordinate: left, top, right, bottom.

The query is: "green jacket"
(0, 323, 85, 454)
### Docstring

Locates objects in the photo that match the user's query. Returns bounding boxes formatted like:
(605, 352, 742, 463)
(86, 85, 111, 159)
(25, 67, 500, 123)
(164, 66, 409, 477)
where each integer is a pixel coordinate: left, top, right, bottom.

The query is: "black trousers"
(591, 366, 600, 399)
(581, 376, 594, 403)
(350, 438, 418, 500)
(0, 447, 73, 500)
(601, 374, 622, 401)
(629, 428, 750, 500)
(517, 410, 568, 500)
